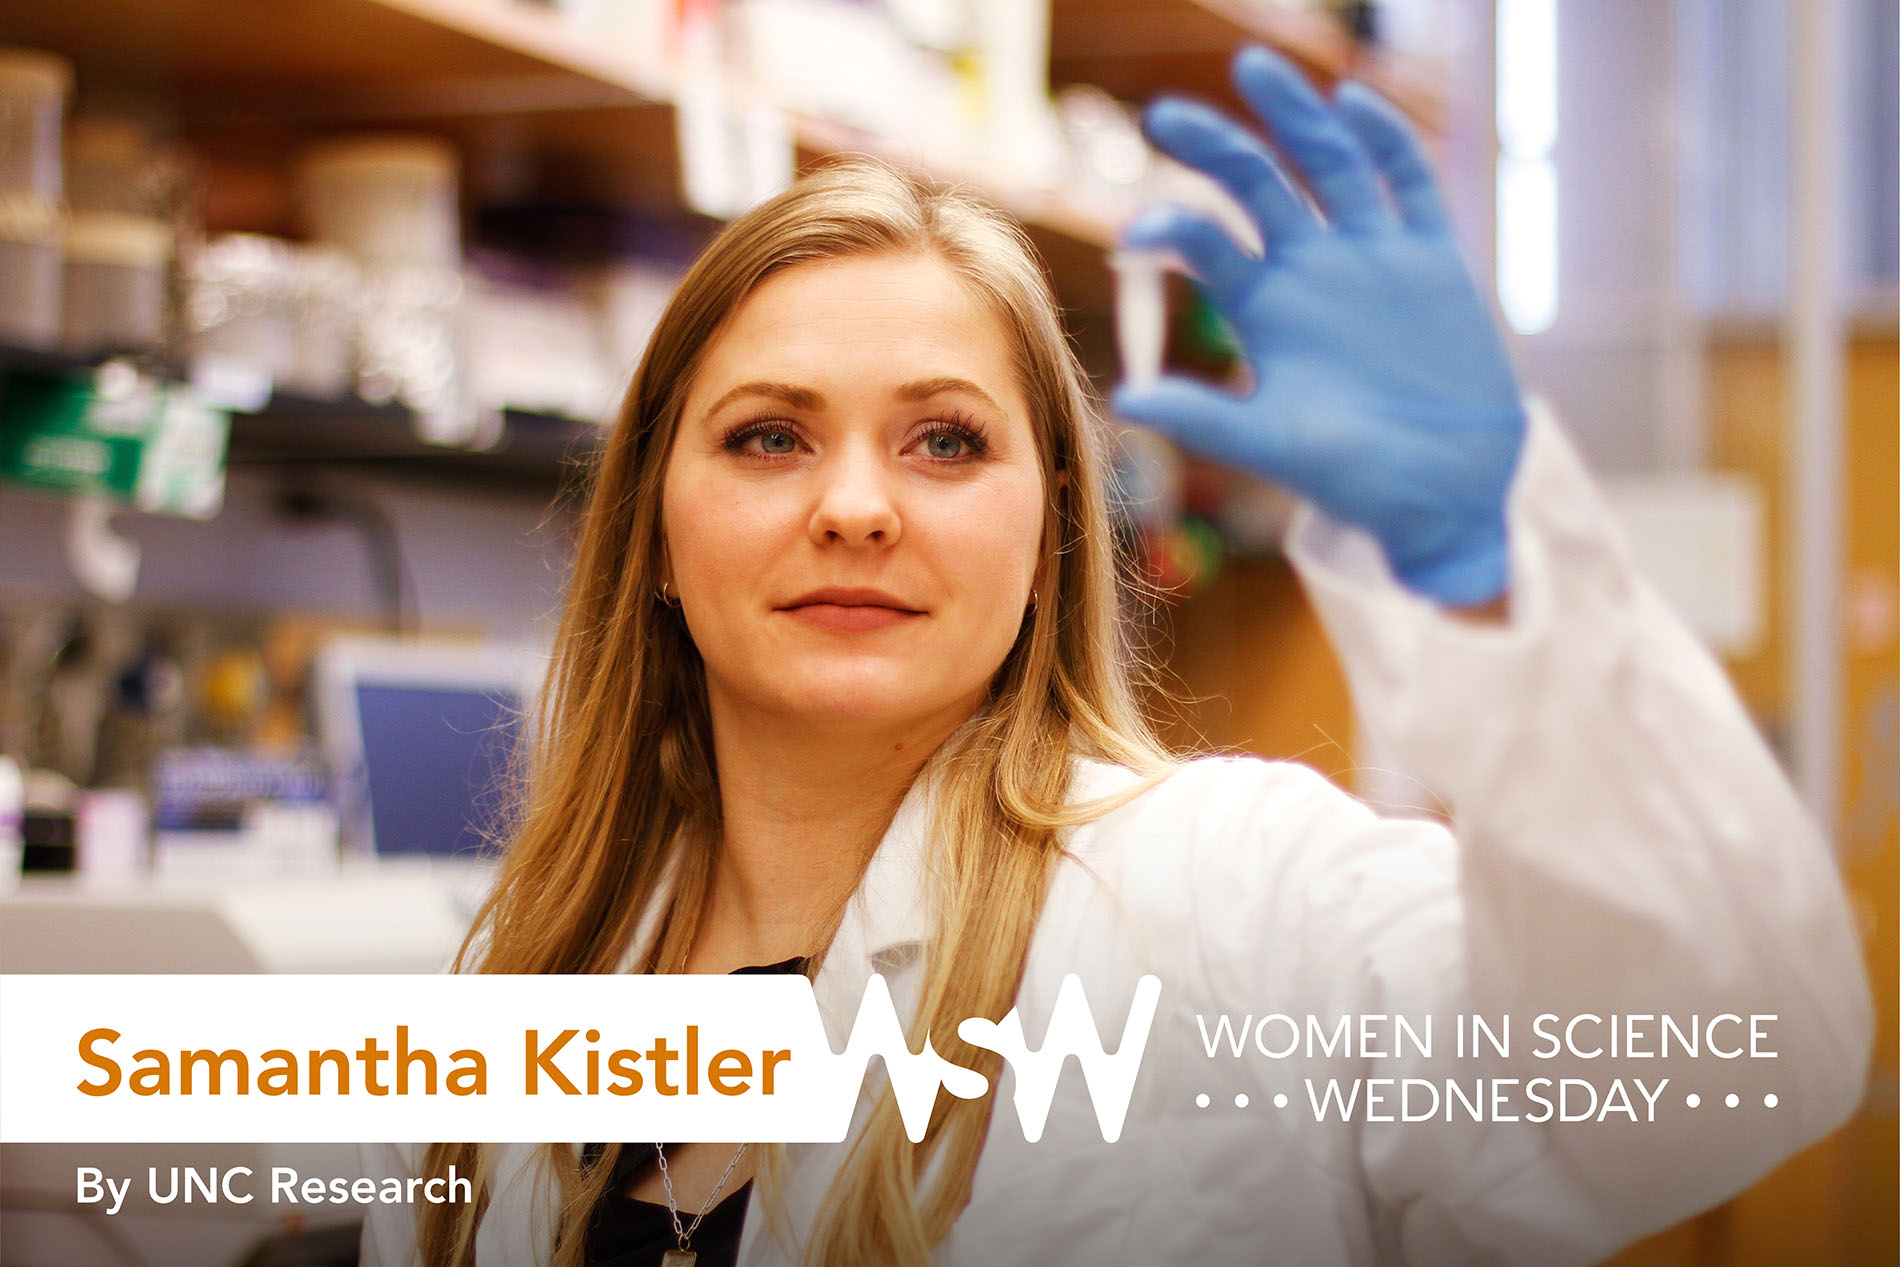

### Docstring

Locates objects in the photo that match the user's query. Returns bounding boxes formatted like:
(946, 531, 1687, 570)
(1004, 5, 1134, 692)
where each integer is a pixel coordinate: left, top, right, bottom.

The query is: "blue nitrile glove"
(1111, 46, 1528, 607)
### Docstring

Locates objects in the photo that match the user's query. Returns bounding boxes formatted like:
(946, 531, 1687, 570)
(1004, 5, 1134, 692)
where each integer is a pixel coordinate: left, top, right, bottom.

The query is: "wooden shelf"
(8, 0, 1438, 251)
(2, 0, 658, 101)
(12, 0, 1368, 116)
(1051, 0, 1443, 129)
(1, 0, 1449, 483)
(1052, 0, 1351, 99)
(5, 0, 1442, 400)
(9, 0, 1124, 246)
(367, 0, 671, 100)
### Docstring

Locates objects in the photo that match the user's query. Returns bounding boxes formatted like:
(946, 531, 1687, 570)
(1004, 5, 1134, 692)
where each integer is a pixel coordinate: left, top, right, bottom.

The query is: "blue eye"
(914, 413, 988, 461)
(924, 432, 966, 459)
(722, 420, 802, 456)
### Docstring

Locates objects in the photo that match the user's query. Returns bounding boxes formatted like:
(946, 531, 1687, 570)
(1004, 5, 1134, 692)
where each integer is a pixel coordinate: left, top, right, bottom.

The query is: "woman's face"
(662, 251, 1046, 734)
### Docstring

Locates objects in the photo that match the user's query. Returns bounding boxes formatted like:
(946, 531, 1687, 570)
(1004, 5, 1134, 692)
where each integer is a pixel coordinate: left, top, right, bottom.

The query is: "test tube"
(1109, 249, 1166, 392)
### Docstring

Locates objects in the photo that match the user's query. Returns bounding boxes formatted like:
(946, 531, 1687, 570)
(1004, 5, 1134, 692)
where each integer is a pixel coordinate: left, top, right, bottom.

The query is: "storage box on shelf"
(0, 339, 605, 493)
(0, 48, 71, 351)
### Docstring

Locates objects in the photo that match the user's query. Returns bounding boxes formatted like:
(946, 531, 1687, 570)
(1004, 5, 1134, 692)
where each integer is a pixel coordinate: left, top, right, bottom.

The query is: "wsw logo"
(832, 974, 1163, 1143)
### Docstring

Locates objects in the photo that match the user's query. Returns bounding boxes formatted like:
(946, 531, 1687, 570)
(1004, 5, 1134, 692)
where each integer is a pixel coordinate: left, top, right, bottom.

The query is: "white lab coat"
(360, 405, 1872, 1266)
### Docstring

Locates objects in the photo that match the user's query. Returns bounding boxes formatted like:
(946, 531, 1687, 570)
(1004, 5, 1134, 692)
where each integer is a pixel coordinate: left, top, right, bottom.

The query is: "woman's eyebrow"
(894, 377, 1007, 414)
(699, 377, 1006, 420)
(700, 381, 823, 418)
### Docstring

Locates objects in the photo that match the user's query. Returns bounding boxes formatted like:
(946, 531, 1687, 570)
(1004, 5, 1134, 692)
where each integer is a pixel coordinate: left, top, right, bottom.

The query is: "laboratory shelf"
(1050, 0, 1443, 129)
(224, 394, 605, 490)
(0, 0, 665, 100)
(1052, 0, 1346, 97)
(7, 0, 1357, 110)
(5, 0, 1116, 246)
(2, 0, 1429, 263)
(0, 2, 1440, 485)
(0, 341, 605, 492)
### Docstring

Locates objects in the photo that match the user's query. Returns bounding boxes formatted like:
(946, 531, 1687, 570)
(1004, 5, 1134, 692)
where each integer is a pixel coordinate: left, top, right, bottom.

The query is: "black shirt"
(582, 957, 810, 1267)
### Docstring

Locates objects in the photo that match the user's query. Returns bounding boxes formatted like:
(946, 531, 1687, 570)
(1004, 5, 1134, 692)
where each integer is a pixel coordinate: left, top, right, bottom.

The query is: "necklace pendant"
(660, 1253, 697, 1267)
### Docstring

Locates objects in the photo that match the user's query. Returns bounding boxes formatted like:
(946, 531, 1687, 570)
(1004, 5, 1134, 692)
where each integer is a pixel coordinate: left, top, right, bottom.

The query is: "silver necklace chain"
(654, 1140, 751, 1251)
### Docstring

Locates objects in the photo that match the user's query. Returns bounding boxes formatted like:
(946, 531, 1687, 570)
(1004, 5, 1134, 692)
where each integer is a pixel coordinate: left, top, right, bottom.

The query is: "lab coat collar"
(808, 771, 936, 1036)
(835, 768, 938, 960)
(825, 751, 1118, 971)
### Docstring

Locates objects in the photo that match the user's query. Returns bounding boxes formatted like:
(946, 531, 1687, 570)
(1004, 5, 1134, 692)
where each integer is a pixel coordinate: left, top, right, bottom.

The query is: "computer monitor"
(313, 636, 546, 861)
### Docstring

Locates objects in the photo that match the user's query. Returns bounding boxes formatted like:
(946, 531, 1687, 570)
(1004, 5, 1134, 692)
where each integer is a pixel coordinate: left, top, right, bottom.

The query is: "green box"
(0, 366, 230, 518)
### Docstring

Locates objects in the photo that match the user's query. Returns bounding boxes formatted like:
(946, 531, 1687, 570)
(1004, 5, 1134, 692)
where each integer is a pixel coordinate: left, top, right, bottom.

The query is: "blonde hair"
(417, 155, 1174, 1267)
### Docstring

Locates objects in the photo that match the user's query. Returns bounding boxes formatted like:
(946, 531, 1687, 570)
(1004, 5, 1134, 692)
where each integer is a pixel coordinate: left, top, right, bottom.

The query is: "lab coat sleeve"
(1275, 400, 1874, 1265)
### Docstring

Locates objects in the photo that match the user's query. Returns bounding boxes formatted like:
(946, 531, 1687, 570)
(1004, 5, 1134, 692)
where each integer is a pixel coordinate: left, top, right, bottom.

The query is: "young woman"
(362, 46, 1870, 1267)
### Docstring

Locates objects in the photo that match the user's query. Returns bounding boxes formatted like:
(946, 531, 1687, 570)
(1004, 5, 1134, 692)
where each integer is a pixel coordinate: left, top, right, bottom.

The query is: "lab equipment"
(0, 48, 66, 200)
(74, 786, 145, 886)
(1109, 248, 1167, 392)
(184, 233, 360, 400)
(0, 364, 232, 520)
(298, 136, 473, 439)
(1111, 49, 1527, 607)
(0, 755, 21, 891)
(1057, 85, 1151, 217)
(0, 47, 70, 349)
(313, 636, 543, 861)
(297, 135, 461, 270)
(184, 233, 301, 390)
(150, 746, 334, 882)
(291, 244, 359, 397)
(62, 211, 172, 355)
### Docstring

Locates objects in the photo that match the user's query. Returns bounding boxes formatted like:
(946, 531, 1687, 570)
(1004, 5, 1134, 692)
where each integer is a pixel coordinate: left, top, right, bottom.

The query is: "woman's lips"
(777, 588, 925, 632)
(780, 603, 923, 633)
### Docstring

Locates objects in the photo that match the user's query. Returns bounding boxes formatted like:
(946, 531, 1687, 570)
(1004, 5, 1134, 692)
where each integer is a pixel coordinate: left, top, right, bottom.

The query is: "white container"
(184, 236, 359, 400)
(297, 135, 461, 270)
(289, 244, 358, 398)
(0, 756, 22, 894)
(0, 48, 69, 347)
(0, 219, 61, 348)
(63, 211, 173, 354)
(0, 48, 71, 201)
(76, 787, 148, 889)
(185, 232, 301, 387)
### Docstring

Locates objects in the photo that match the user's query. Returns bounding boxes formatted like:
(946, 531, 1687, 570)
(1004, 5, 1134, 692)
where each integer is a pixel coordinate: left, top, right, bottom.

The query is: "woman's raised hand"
(1111, 46, 1527, 608)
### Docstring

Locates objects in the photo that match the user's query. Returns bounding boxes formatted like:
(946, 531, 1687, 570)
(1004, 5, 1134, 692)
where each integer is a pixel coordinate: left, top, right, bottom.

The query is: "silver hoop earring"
(1030, 587, 1040, 607)
(656, 579, 678, 607)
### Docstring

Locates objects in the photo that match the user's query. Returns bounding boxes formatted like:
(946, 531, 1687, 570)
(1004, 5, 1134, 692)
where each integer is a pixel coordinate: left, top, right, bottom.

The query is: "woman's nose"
(807, 444, 901, 547)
